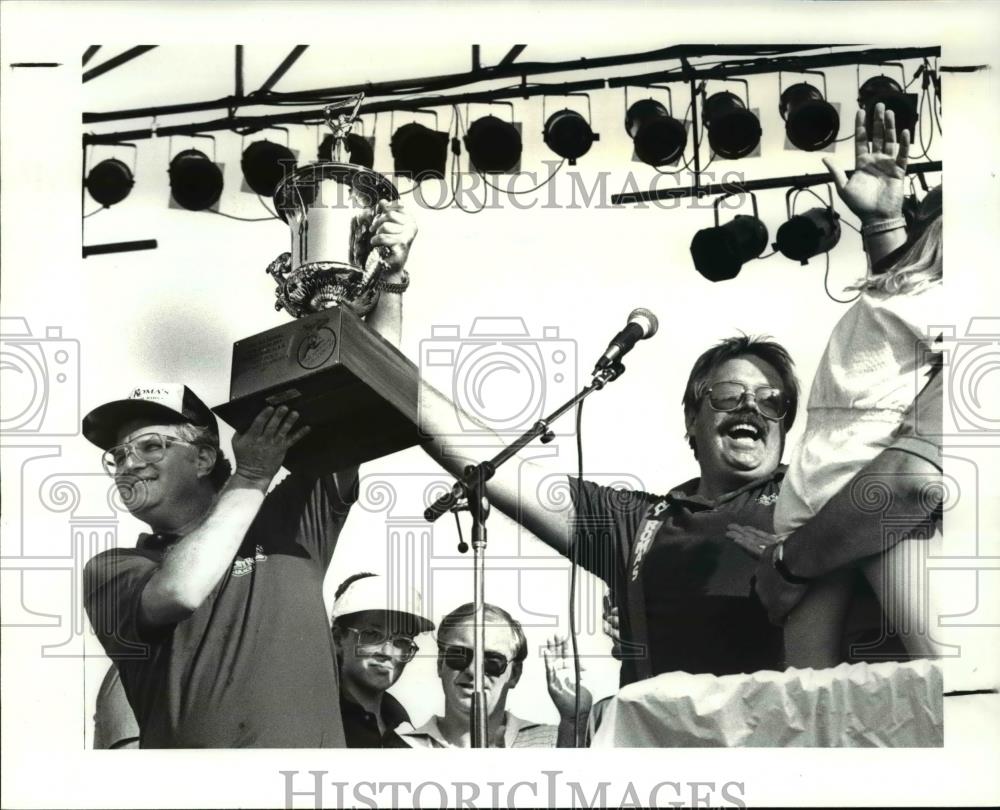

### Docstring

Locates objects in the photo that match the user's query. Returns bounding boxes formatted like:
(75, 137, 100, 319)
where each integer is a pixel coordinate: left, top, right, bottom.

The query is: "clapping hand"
(543, 635, 593, 720)
(823, 102, 909, 225)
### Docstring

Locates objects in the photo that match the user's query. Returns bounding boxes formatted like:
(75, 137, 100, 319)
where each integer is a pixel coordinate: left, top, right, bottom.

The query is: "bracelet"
(861, 217, 907, 238)
(772, 541, 812, 586)
(376, 270, 410, 294)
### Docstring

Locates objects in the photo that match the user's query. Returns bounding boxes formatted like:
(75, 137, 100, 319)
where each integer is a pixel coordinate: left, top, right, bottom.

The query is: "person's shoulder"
(506, 713, 558, 748)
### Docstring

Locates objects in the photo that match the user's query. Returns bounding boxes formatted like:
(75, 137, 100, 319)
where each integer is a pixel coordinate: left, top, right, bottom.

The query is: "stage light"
(625, 99, 687, 167)
(774, 208, 841, 264)
(241, 139, 296, 197)
(543, 109, 599, 165)
(858, 75, 918, 137)
(464, 115, 522, 174)
(168, 148, 223, 211)
(690, 193, 769, 282)
(702, 91, 762, 160)
(780, 82, 840, 151)
(390, 122, 449, 181)
(85, 158, 134, 208)
(319, 132, 375, 169)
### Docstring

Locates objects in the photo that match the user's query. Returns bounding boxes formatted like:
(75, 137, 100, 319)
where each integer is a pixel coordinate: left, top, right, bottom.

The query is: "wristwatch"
(772, 540, 812, 586)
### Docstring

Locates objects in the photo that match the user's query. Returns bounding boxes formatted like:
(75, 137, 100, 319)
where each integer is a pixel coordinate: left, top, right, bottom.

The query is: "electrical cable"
(822, 250, 862, 304)
(473, 160, 566, 195)
(83, 207, 105, 219)
(256, 194, 279, 218)
(206, 209, 278, 222)
(570, 398, 585, 747)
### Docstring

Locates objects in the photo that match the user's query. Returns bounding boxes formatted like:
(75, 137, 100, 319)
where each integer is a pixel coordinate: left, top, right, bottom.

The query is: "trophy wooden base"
(213, 307, 421, 474)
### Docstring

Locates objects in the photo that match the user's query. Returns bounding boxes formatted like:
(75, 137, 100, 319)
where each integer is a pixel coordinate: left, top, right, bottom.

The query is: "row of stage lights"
(690, 181, 933, 284)
(85, 74, 923, 212)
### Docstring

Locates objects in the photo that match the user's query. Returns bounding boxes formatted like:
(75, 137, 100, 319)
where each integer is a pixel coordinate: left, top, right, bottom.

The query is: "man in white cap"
(330, 572, 434, 747)
(83, 205, 418, 748)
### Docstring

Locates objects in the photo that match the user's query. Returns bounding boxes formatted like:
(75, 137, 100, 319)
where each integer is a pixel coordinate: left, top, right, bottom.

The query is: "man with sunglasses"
(330, 573, 434, 748)
(400, 603, 590, 748)
(417, 336, 797, 685)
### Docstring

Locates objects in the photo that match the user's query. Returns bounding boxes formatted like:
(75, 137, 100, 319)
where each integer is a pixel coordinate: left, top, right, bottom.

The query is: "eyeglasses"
(438, 644, 510, 678)
(344, 626, 419, 661)
(704, 381, 788, 421)
(102, 432, 193, 476)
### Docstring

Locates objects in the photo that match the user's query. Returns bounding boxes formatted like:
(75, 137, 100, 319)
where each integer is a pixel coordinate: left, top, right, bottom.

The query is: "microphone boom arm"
(423, 360, 625, 523)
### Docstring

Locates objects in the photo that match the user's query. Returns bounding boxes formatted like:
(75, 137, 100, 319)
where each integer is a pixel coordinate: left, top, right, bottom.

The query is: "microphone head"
(628, 307, 659, 339)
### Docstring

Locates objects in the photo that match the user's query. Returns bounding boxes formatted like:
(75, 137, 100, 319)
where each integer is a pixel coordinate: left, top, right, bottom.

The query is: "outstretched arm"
(417, 382, 577, 557)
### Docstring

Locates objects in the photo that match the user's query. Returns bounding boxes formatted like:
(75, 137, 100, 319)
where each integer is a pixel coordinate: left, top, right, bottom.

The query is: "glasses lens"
(483, 652, 510, 677)
(133, 434, 168, 461)
(355, 628, 417, 658)
(756, 387, 786, 420)
(708, 382, 745, 412)
(441, 645, 508, 676)
(442, 645, 474, 672)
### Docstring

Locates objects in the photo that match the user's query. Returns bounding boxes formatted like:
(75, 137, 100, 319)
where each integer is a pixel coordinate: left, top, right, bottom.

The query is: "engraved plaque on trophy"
(213, 96, 421, 473)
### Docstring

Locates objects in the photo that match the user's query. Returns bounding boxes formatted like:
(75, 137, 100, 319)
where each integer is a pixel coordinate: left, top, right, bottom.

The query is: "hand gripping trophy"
(213, 94, 421, 473)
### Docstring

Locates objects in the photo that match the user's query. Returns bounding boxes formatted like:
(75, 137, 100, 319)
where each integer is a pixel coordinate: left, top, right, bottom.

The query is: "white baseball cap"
(83, 383, 218, 450)
(332, 574, 434, 634)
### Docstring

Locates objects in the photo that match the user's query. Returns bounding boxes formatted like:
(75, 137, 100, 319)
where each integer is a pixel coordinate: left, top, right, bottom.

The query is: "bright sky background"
(2, 2, 998, 808)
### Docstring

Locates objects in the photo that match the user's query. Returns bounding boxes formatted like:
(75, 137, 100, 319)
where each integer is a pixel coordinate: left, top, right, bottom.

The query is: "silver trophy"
(268, 94, 398, 318)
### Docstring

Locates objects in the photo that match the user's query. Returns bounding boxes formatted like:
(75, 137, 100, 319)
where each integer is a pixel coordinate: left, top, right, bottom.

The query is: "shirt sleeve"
(886, 362, 943, 471)
(93, 665, 140, 749)
(569, 477, 654, 587)
(252, 466, 360, 572)
(83, 549, 166, 662)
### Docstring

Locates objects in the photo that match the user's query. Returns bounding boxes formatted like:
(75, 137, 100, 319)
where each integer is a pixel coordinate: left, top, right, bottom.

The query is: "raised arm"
(139, 406, 309, 626)
(750, 370, 943, 624)
(365, 199, 417, 347)
(823, 102, 911, 267)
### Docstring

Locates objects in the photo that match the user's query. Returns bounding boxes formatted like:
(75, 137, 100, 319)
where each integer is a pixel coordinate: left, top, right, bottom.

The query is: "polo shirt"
(571, 468, 785, 685)
(84, 468, 358, 748)
(399, 711, 558, 748)
(340, 692, 412, 748)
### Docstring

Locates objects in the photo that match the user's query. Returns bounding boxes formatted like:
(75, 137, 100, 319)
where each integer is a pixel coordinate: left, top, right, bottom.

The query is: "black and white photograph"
(1, 1, 998, 808)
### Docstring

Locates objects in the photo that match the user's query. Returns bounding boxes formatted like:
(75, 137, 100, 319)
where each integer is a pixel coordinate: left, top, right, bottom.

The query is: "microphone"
(593, 308, 659, 372)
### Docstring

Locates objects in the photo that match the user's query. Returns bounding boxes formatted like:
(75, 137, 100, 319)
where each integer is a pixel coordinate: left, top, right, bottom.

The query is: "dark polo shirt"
(340, 692, 412, 748)
(84, 469, 357, 748)
(571, 468, 785, 686)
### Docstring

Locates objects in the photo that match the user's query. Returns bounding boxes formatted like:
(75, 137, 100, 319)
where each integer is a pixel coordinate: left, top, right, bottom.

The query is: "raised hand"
(370, 200, 417, 274)
(543, 635, 593, 720)
(823, 102, 910, 224)
(231, 405, 310, 486)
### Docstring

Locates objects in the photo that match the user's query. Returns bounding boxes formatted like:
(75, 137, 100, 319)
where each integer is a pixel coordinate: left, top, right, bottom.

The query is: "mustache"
(719, 411, 769, 437)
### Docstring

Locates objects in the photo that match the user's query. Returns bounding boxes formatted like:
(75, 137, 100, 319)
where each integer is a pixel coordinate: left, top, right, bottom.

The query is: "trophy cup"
(213, 95, 421, 474)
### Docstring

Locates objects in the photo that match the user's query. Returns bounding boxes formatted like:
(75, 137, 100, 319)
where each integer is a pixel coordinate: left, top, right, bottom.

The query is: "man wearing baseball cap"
(82, 206, 419, 748)
(330, 572, 434, 747)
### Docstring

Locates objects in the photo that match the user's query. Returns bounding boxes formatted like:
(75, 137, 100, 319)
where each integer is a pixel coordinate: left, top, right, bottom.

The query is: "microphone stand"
(425, 361, 626, 748)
